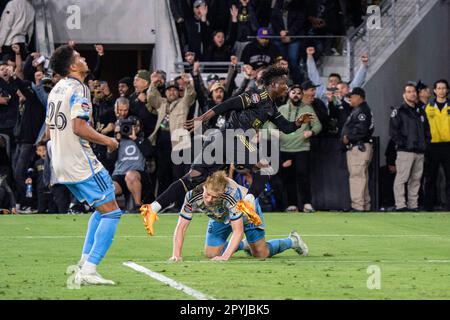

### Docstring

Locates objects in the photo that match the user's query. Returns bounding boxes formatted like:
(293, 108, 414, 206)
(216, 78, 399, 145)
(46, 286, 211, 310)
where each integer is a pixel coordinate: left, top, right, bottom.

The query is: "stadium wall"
(364, 0, 450, 163)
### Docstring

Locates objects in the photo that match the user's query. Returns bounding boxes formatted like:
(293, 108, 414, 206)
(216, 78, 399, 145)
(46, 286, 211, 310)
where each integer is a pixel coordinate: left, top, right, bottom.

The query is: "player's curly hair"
(260, 65, 288, 86)
(204, 171, 228, 195)
(50, 45, 75, 77)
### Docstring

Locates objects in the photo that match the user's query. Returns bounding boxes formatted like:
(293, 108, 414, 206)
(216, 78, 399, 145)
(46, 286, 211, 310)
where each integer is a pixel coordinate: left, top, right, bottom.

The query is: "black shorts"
(191, 130, 260, 176)
(112, 170, 147, 195)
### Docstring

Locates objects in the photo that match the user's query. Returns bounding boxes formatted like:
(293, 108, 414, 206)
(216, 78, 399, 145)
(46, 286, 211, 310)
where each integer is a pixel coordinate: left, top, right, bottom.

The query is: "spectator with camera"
(147, 72, 196, 209)
(110, 116, 153, 212)
(306, 47, 369, 105)
(0, 0, 35, 61)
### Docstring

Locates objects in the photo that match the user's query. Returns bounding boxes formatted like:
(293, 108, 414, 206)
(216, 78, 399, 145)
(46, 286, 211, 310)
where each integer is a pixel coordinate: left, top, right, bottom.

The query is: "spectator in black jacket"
(25, 141, 53, 213)
(184, 0, 212, 60)
(118, 77, 133, 98)
(0, 60, 19, 152)
(271, 0, 308, 85)
(241, 27, 282, 70)
(0, 133, 16, 214)
(233, 0, 259, 59)
(204, 6, 238, 65)
(129, 69, 157, 138)
(390, 84, 431, 211)
(12, 77, 45, 211)
(328, 81, 352, 135)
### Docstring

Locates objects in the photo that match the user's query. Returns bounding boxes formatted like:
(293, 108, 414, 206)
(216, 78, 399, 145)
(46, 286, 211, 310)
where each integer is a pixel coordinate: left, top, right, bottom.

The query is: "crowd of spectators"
(0, 0, 448, 214)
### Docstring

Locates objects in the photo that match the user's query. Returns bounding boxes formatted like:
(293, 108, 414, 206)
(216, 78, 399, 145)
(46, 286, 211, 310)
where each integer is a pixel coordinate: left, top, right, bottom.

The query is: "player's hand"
(150, 72, 160, 86)
(242, 64, 253, 78)
(0, 96, 11, 105)
(282, 160, 292, 168)
(12, 44, 21, 55)
(211, 255, 229, 261)
(68, 40, 76, 48)
(184, 109, 216, 132)
(129, 126, 137, 141)
(34, 71, 44, 85)
(168, 256, 183, 262)
(95, 44, 104, 56)
(106, 137, 119, 153)
(295, 113, 314, 126)
(230, 55, 238, 67)
(361, 53, 369, 65)
(306, 47, 315, 57)
(343, 135, 349, 145)
(388, 165, 396, 174)
(303, 130, 313, 139)
(230, 5, 238, 22)
(25, 178, 32, 184)
(138, 92, 147, 103)
(192, 61, 201, 76)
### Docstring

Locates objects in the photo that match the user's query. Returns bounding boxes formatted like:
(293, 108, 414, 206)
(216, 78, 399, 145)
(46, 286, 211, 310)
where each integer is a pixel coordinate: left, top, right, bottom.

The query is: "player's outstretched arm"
(72, 118, 118, 152)
(170, 216, 191, 262)
(270, 112, 314, 134)
(184, 95, 244, 131)
(212, 217, 244, 261)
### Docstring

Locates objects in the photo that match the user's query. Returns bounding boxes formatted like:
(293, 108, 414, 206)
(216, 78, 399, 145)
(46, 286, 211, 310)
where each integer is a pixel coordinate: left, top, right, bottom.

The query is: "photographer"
(109, 116, 153, 212)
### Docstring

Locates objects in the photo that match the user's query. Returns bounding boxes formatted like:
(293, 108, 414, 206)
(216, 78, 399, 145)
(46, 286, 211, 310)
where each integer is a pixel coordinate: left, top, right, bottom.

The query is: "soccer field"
(1, 212, 450, 300)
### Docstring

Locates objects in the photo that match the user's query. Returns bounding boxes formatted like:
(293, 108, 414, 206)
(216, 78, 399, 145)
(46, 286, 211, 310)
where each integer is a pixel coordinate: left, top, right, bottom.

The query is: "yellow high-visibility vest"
(425, 101, 450, 143)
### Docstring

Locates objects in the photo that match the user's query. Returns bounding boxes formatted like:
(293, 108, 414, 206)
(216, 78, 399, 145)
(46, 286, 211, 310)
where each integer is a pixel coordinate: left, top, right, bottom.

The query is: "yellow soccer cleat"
(236, 200, 262, 226)
(140, 204, 159, 236)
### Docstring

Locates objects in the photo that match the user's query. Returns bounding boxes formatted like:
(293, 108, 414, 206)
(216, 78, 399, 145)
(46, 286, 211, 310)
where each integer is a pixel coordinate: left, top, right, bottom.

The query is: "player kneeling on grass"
(169, 171, 308, 261)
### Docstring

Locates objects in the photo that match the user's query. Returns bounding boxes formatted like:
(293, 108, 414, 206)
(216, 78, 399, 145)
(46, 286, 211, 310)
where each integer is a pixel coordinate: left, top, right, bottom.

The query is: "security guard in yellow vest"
(424, 79, 450, 211)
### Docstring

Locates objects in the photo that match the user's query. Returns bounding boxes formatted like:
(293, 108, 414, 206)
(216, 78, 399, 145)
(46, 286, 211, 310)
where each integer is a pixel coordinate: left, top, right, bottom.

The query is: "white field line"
(123, 261, 215, 300)
(0, 234, 449, 239)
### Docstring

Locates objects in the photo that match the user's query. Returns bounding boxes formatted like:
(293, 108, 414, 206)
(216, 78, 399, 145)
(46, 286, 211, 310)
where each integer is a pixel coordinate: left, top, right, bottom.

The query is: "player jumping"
(48, 45, 121, 285)
(141, 66, 313, 235)
(169, 171, 308, 262)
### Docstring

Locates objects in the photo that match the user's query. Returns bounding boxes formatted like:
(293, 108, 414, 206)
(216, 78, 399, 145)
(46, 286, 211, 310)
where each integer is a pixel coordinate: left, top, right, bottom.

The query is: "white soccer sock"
(151, 202, 162, 214)
(81, 261, 97, 274)
(79, 254, 88, 266)
(244, 194, 255, 207)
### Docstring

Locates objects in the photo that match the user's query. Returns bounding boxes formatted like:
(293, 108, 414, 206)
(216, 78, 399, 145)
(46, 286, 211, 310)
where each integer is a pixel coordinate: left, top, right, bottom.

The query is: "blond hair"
(204, 171, 228, 194)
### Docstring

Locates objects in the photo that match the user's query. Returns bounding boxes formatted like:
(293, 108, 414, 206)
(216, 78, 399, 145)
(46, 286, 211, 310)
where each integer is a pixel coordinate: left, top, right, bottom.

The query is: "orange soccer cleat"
(140, 204, 159, 236)
(236, 200, 262, 226)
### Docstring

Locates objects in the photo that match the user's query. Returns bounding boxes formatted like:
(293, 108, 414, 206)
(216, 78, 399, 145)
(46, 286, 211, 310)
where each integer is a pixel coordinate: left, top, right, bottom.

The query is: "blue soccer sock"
(221, 241, 245, 254)
(86, 209, 122, 266)
(81, 211, 102, 257)
(266, 238, 293, 257)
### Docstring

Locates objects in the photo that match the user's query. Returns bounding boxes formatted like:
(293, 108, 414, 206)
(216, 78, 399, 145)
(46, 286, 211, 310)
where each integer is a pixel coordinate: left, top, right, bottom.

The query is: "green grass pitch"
(0, 212, 449, 300)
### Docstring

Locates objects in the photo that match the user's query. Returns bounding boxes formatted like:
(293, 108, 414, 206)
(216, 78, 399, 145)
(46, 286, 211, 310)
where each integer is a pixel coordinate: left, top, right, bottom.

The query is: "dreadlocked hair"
(260, 65, 288, 86)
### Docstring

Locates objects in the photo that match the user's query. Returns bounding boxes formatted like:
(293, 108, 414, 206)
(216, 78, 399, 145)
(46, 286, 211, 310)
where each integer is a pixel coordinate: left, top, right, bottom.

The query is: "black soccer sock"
(155, 172, 206, 209)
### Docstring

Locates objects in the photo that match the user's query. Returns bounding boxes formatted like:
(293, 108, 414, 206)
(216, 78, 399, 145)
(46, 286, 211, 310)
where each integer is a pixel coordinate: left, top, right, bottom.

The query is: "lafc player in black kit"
(141, 66, 314, 235)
